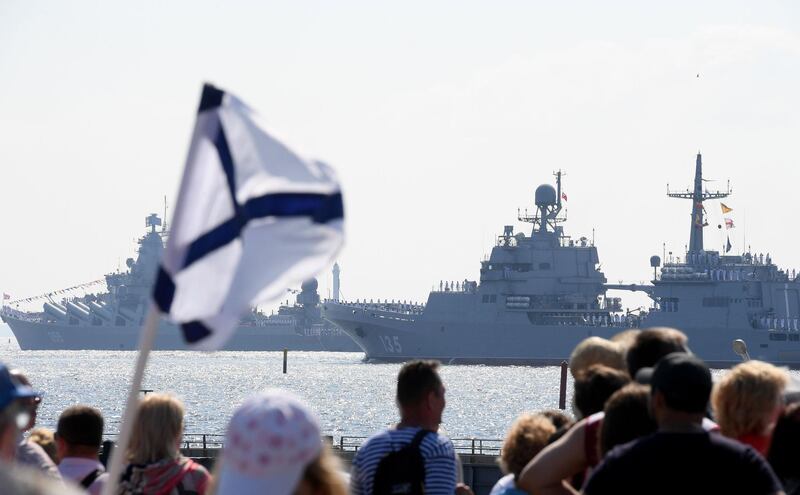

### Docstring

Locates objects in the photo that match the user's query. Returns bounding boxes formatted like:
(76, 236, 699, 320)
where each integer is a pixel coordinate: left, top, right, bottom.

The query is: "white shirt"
(58, 457, 108, 495)
(489, 473, 516, 495)
(16, 438, 61, 480)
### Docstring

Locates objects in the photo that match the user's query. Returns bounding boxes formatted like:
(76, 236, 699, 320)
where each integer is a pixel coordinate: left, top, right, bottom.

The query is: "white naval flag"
(153, 83, 345, 350)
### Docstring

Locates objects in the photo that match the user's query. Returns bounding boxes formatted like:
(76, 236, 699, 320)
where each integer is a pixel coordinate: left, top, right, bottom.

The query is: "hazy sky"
(1, 1, 798, 315)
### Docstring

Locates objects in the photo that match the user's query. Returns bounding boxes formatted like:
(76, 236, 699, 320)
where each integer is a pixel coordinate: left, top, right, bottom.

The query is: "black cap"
(650, 353, 712, 413)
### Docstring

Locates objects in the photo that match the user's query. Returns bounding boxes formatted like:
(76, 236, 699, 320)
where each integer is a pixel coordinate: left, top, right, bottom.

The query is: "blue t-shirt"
(351, 427, 458, 495)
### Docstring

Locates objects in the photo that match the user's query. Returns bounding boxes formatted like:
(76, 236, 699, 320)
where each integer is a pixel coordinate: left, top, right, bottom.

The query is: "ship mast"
(518, 170, 567, 235)
(666, 153, 730, 255)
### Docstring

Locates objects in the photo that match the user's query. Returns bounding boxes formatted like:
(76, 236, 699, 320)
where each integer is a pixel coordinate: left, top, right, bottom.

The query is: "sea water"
(0, 343, 574, 440)
(5, 342, 786, 442)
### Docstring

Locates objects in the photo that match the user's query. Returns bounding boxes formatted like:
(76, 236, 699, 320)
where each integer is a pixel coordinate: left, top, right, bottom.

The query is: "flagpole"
(100, 304, 161, 495)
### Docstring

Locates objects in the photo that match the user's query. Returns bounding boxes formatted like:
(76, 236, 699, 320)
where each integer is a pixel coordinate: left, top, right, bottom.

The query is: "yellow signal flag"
(721, 203, 733, 214)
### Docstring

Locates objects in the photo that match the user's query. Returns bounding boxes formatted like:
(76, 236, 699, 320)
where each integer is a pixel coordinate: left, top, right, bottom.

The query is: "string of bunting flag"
(719, 202, 735, 253)
(720, 202, 734, 229)
(4, 279, 106, 306)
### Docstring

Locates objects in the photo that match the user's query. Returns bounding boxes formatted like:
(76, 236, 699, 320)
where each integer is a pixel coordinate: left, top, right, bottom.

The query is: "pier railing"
(338, 436, 502, 455)
(103, 433, 226, 458)
(104, 433, 503, 457)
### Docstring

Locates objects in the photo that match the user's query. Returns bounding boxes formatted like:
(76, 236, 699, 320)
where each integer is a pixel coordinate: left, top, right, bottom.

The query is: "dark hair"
(56, 405, 104, 447)
(767, 402, 800, 480)
(546, 425, 572, 446)
(600, 384, 657, 455)
(650, 353, 711, 413)
(626, 328, 688, 377)
(573, 364, 631, 418)
(396, 360, 442, 407)
(539, 409, 574, 431)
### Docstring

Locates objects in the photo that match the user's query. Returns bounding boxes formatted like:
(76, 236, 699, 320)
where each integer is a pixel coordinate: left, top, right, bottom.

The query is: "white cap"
(216, 389, 322, 495)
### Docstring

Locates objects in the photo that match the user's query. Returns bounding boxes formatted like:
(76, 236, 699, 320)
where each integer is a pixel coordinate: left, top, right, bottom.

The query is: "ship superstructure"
(322, 172, 634, 365)
(633, 153, 800, 365)
(323, 154, 800, 367)
(1, 214, 359, 351)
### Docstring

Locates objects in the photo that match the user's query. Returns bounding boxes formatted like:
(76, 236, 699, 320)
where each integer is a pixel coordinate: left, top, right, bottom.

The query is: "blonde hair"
(610, 329, 640, 351)
(128, 394, 184, 464)
(500, 413, 556, 478)
(712, 360, 789, 438)
(300, 444, 348, 495)
(569, 337, 626, 378)
(28, 427, 57, 463)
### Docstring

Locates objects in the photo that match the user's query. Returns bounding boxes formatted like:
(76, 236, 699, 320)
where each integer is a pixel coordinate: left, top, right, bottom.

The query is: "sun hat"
(216, 389, 322, 495)
(0, 363, 37, 411)
(650, 352, 712, 413)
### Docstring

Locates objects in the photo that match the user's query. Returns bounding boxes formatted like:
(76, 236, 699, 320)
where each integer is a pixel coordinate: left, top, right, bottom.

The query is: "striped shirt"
(351, 427, 458, 495)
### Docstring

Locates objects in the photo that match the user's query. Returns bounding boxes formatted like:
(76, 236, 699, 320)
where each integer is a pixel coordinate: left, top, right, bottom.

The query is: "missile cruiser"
(1, 214, 359, 351)
(322, 153, 800, 367)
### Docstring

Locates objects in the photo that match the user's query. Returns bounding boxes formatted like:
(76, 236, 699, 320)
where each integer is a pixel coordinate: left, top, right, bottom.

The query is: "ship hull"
(323, 303, 800, 368)
(3, 316, 361, 352)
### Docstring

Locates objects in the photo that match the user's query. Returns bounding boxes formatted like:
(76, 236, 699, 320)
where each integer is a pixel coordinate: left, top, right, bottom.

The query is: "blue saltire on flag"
(153, 83, 345, 350)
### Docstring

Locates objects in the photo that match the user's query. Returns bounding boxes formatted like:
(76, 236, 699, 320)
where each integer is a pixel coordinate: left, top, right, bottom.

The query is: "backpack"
(372, 429, 431, 495)
(79, 469, 102, 489)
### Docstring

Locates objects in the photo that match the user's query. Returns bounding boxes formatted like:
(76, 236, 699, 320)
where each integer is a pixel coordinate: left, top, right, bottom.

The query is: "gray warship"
(1, 214, 359, 351)
(322, 153, 800, 367)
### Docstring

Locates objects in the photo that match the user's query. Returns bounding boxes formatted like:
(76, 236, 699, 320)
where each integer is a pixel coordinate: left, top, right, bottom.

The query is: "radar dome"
(535, 184, 558, 207)
(650, 255, 661, 267)
(301, 279, 319, 293)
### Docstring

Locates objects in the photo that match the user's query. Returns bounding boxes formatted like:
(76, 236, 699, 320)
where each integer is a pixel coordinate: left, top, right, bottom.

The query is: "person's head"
(292, 446, 347, 495)
(610, 329, 641, 353)
(569, 337, 626, 379)
(539, 409, 574, 431)
(0, 363, 38, 461)
(28, 428, 57, 463)
(499, 413, 556, 479)
(600, 383, 657, 455)
(649, 353, 712, 426)
(711, 360, 789, 439)
(56, 405, 104, 461)
(9, 369, 40, 431)
(573, 364, 631, 419)
(626, 327, 689, 377)
(538, 410, 575, 446)
(215, 390, 345, 495)
(396, 360, 445, 429)
(767, 402, 800, 481)
(127, 394, 184, 464)
(784, 375, 800, 405)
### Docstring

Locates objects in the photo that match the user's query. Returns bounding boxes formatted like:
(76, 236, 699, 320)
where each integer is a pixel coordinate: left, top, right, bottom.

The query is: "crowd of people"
(1, 326, 799, 494)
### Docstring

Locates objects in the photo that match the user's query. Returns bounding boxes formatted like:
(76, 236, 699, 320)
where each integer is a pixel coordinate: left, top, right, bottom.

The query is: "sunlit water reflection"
(3, 343, 793, 441)
(0, 344, 573, 440)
